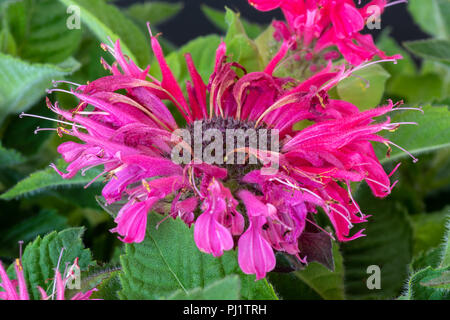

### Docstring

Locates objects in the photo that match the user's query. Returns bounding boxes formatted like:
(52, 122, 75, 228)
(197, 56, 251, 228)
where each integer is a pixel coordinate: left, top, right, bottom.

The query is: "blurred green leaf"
(254, 24, 277, 69)
(0, 27, 17, 56)
(0, 159, 102, 200)
(404, 39, 450, 63)
(0, 54, 79, 122)
(376, 30, 416, 82)
(95, 195, 123, 219)
(411, 207, 450, 256)
(119, 213, 278, 300)
(377, 105, 450, 163)
(2, 0, 82, 63)
(377, 32, 449, 104)
(167, 275, 240, 300)
(224, 8, 263, 73)
(421, 60, 450, 99)
(342, 185, 413, 299)
(0, 209, 68, 247)
(293, 242, 345, 300)
(267, 271, 322, 300)
(8, 227, 94, 300)
(58, 0, 152, 66)
(126, 2, 183, 26)
(337, 64, 391, 110)
(0, 142, 24, 168)
(69, 36, 111, 85)
(408, 0, 450, 39)
(388, 73, 444, 104)
(0, 99, 57, 159)
(201, 5, 262, 39)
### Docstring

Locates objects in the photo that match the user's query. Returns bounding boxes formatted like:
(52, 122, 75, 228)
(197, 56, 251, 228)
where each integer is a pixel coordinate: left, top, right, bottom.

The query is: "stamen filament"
(388, 141, 419, 163)
(52, 80, 81, 87)
(391, 106, 424, 114)
(365, 177, 393, 193)
(20, 112, 86, 129)
(385, 0, 408, 8)
(52, 247, 65, 300)
(34, 127, 57, 134)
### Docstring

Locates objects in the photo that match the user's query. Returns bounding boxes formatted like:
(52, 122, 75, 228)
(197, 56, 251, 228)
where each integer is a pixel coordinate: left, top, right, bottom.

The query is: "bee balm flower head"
(249, 0, 405, 67)
(38, 24, 418, 280)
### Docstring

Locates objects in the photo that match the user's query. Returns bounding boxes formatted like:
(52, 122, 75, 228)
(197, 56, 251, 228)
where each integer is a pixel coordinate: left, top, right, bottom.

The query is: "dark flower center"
(185, 117, 279, 182)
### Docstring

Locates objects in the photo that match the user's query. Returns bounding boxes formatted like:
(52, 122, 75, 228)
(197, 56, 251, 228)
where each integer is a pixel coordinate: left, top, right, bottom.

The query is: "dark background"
(116, 0, 429, 46)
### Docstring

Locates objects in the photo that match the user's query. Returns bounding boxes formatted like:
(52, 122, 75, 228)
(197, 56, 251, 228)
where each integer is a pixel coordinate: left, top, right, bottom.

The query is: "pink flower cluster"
(0, 258, 96, 300)
(39, 21, 419, 281)
(249, 0, 404, 66)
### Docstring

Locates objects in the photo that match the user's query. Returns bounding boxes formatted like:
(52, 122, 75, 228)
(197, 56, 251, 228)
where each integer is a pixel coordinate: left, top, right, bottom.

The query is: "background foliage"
(0, 0, 449, 300)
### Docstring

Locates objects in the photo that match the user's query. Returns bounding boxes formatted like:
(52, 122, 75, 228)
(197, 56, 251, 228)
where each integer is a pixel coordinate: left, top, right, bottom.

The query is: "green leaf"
(410, 207, 450, 256)
(201, 5, 262, 39)
(254, 24, 277, 69)
(404, 39, 450, 63)
(0, 53, 79, 122)
(95, 195, 123, 218)
(407, 266, 450, 299)
(412, 247, 445, 273)
(377, 35, 416, 75)
(2, 0, 82, 63)
(342, 185, 413, 299)
(58, 0, 152, 66)
(224, 8, 263, 73)
(167, 275, 241, 300)
(0, 27, 17, 56)
(408, 0, 450, 39)
(377, 32, 448, 103)
(201, 5, 228, 32)
(377, 30, 417, 75)
(0, 142, 24, 168)
(291, 242, 345, 300)
(377, 106, 450, 163)
(420, 269, 450, 290)
(0, 209, 68, 247)
(388, 73, 444, 104)
(440, 218, 450, 268)
(267, 272, 322, 300)
(65, 264, 120, 299)
(337, 64, 391, 110)
(119, 213, 277, 300)
(403, 218, 450, 299)
(411, 210, 449, 272)
(0, 159, 103, 200)
(9, 227, 94, 300)
(90, 270, 122, 300)
(0, 98, 58, 157)
(437, 0, 450, 38)
(421, 60, 450, 100)
(126, 2, 183, 26)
